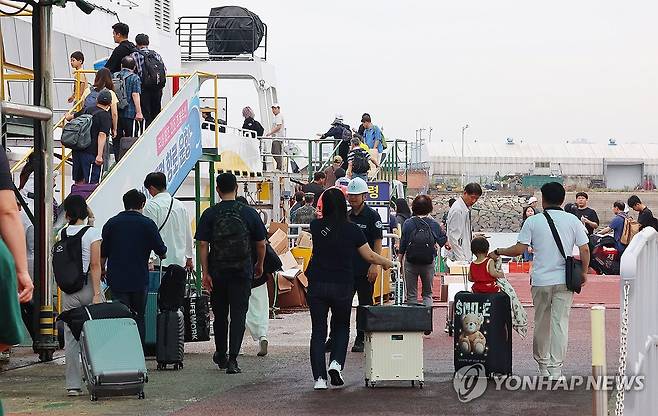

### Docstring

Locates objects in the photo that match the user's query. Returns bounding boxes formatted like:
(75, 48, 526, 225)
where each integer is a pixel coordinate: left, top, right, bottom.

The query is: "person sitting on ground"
(306, 187, 393, 390)
(59, 195, 102, 397)
(347, 137, 378, 181)
(592, 201, 627, 256)
(80, 68, 118, 138)
(67, 51, 87, 103)
(323, 156, 345, 187)
(101, 189, 167, 344)
(291, 193, 317, 224)
(470, 236, 528, 337)
(399, 195, 447, 309)
(105, 22, 137, 74)
(302, 172, 326, 207)
(65, 89, 113, 185)
(627, 195, 655, 229)
(242, 106, 264, 137)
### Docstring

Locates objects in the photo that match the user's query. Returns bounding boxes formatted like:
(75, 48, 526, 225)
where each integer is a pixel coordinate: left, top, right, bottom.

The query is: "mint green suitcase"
(80, 318, 148, 401)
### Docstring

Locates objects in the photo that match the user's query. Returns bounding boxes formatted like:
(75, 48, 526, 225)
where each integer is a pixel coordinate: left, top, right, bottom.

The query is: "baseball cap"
(333, 155, 343, 164)
(97, 89, 112, 105)
(271, 103, 280, 108)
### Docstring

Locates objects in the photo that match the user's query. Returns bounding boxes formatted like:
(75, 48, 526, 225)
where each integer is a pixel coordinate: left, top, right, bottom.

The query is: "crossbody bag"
(543, 211, 583, 293)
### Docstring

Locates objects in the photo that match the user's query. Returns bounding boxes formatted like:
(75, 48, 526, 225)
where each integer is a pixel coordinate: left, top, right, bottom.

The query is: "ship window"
(154, 0, 171, 33)
(535, 161, 550, 168)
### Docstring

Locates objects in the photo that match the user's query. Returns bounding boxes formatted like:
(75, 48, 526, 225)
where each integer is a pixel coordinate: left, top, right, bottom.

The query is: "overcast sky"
(174, 0, 658, 145)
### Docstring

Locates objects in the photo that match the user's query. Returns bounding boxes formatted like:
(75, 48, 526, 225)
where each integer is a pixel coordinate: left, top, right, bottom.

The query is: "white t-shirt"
(271, 113, 285, 138)
(518, 209, 588, 287)
(59, 225, 102, 272)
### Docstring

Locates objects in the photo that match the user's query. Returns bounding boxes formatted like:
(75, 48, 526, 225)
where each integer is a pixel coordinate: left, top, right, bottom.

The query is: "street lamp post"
(461, 123, 469, 188)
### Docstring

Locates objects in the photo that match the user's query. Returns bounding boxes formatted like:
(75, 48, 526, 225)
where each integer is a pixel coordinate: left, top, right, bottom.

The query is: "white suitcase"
(364, 331, 424, 388)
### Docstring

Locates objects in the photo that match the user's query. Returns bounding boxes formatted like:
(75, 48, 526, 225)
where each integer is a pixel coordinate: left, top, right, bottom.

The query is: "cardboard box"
(278, 276, 308, 308)
(296, 231, 313, 249)
(279, 251, 298, 271)
(268, 222, 289, 238)
(269, 229, 290, 255)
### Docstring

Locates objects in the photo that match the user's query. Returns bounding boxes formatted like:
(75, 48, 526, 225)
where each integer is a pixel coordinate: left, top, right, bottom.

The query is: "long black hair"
(321, 188, 347, 226)
(64, 194, 88, 225)
(396, 198, 411, 216)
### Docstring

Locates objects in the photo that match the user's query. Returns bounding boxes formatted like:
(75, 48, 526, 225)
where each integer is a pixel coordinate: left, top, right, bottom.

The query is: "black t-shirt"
(638, 207, 654, 227)
(306, 219, 367, 285)
(74, 107, 112, 156)
(194, 200, 267, 276)
(574, 207, 600, 235)
(302, 182, 325, 207)
(0, 146, 13, 191)
(350, 204, 384, 276)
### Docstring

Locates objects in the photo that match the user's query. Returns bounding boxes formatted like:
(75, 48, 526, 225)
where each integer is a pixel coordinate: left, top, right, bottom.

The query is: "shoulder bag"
(543, 211, 583, 293)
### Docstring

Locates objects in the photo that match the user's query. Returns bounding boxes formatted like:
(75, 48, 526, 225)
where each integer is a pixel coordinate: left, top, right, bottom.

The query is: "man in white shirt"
(489, 182, 590, 379)
(143, 172, 194, 270)
(265, 103, 284, 170)
(446, 183, 482, 261)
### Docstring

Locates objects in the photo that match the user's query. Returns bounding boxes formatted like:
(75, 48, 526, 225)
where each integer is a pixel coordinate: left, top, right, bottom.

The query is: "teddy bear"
(458, 313, 487, 355)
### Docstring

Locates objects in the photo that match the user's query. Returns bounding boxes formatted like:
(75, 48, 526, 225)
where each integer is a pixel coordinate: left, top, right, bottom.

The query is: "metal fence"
(617, 227, 658, 415)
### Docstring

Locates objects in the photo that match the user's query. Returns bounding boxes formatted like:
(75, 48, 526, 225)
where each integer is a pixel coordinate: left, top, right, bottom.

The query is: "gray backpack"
(61, 114, 93, 151)
(112, 72, 129, 110)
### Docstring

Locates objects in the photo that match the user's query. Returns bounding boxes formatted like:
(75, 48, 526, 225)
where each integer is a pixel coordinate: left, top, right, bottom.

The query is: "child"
(67, 51, 87, 103)
(469, 236, 528, 338)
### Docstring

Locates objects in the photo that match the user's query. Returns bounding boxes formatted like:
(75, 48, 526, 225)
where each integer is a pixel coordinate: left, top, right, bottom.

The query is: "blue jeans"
(71, 151, 101, 184)
(308, 281, 353, 380)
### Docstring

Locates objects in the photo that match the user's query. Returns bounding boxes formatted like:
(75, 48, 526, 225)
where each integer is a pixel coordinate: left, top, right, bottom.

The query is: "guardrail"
(617, 226, 658, 415)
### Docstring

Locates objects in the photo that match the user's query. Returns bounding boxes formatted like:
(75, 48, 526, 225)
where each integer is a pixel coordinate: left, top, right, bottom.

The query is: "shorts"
(72, 151, 101, 184)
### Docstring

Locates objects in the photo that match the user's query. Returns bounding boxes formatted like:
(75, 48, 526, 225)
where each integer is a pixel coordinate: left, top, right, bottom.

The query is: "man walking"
(114, 56, 143, 162)
(490, 182, 589, 379)
(101, 189, 167, 343)
(446, 183, 483, 261)
(318, 114, 352, 169)
(195, 173, 266, 374)
(291, 193, 317, 224)
(323, 156, 346, 186)
(265, 103, 284, 170)
(347, 137, 378, 181)
(361, 114, 384, 153)
(105, 22, 137, 74)
(327, 178, 383, 353)
(134, 34, 166, 127)
(143, 172, 193, 271)
(302, 172, 326, 207)
(573, 192, 599, 235)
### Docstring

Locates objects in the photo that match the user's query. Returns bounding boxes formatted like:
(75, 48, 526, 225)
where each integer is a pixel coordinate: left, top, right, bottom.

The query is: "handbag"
(543, 211, 583, 293)
(182, 270, 211, 342)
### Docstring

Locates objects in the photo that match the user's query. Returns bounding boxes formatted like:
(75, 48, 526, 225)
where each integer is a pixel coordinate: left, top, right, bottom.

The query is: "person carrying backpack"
(54, 195, 102, 397)
(64, 90, 113, 185)
(195, 173, 266, 374)
(318, 114, 352, 169)
(347, 137, 378, 182)
(133, 34, 166, 127)
(80, 68, 118, 138)
(399, 195, 448, 309)
(113, 55, 143, 162)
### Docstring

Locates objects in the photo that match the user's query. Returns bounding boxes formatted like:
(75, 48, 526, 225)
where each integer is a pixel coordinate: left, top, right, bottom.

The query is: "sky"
(174, 0, 658, 146)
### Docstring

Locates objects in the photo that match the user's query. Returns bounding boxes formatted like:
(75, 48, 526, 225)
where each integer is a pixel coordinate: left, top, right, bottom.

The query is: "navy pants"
(210, 273, 252, 359)
(112, 290, 148, 344)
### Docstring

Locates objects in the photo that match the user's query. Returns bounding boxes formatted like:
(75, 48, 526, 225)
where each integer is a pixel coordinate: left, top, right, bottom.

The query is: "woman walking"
(306, 188, 393, 390)
(59, 195, 102, 397)
(399, 195, 447, 308)
(242, 106, 264, 137)
(80, 68, 119, 138)
(521, 206, 536, 261)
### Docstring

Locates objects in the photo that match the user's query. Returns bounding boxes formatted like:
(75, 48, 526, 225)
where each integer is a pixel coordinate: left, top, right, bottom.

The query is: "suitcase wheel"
(157, 363, 164, 371)
(364, 378, 369, 387)
(419, 381, 424, 389)
(90, 394, 98, 402)
(138, 391, 145, 400)
(369, 381, 376, 388)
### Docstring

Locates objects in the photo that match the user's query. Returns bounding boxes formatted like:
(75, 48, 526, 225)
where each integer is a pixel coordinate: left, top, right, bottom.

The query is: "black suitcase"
(156, 310, 185, 370)
(453, 291, 512, 376)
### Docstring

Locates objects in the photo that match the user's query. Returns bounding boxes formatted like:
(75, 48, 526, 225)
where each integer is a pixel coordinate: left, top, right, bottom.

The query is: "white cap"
(528, 196, 538, 204)
(271, 103, 280, 108)
(334, 113, 343, 122)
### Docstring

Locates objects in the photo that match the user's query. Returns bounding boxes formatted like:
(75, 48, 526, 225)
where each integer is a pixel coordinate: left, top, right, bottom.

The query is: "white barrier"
(617, 227, 658, 415)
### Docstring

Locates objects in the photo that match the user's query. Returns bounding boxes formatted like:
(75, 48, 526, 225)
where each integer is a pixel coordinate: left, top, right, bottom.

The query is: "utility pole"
(461, 123, 469, 188)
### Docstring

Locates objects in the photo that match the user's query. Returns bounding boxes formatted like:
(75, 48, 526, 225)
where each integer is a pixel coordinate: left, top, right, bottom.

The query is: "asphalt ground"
(1, 303, 621, 416)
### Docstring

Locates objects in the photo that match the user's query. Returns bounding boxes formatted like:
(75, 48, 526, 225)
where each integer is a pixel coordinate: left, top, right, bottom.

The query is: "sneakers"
(548, 367, 564, 381)
(324, 338, 333, 352)
(226, 358, 242, 374)
(213, 352, 228, 369)
(257, 337, 268, 357)
(328, 360, 344, 386)
(314, 377, 328, 390)
(67, 389, 83, 397)
(537, 365, 550, 377)
(351, 340, 364, 353)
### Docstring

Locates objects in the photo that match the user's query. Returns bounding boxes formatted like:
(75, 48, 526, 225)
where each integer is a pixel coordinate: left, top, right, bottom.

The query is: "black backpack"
(405, 217, 435, 265)
(351, 149, 370, 174)
(340, 125, 352, 141)
(139, 50, 166, 90)
(52, 226, 91, 294)
(211, 203, 252, 271)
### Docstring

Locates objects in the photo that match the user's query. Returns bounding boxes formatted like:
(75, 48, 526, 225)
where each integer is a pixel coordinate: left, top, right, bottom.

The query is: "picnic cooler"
(453, 291, 512, 376)
(357, 263, 431, 388)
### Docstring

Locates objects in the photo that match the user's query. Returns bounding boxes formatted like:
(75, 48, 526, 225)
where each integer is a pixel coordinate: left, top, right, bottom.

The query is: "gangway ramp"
(87, 73, 204, 227)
